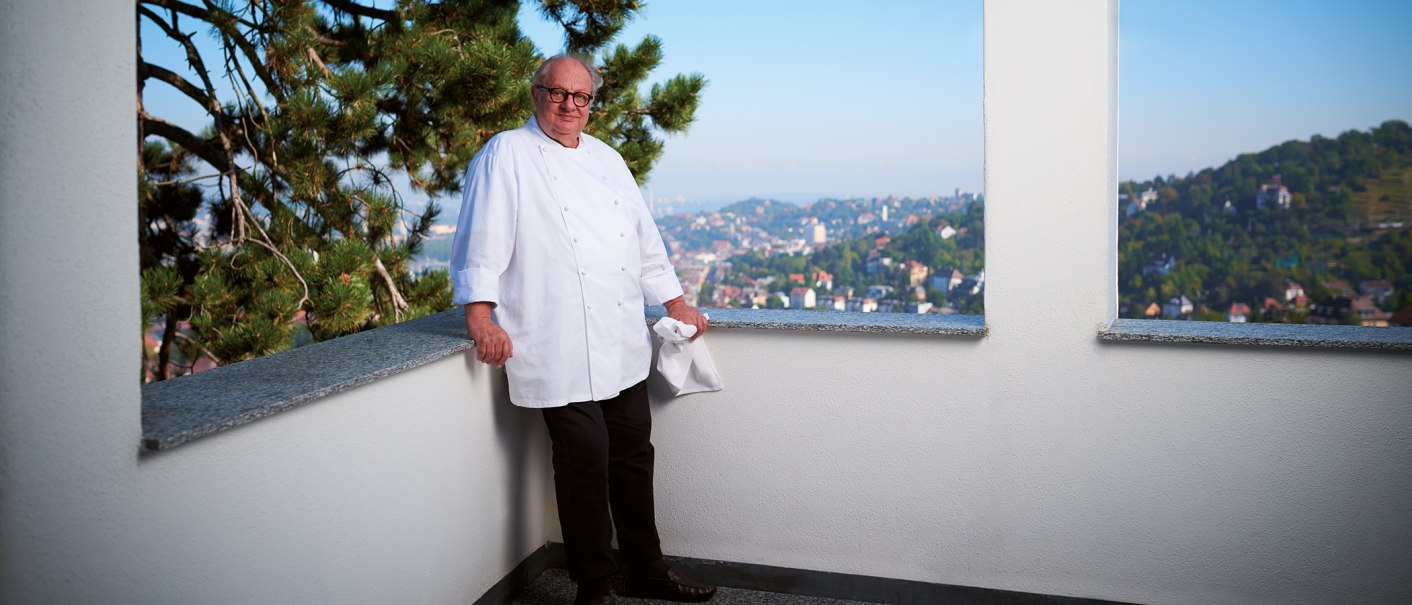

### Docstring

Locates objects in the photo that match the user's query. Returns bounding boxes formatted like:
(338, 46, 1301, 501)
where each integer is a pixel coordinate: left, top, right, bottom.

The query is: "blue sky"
(141, 1, 1411, 209)
(1120, 0, 1412, 185)
(516, 0, 985, 206)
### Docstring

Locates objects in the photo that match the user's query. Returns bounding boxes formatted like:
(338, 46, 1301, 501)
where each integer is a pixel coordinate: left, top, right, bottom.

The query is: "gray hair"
(531, 54, 603, 96)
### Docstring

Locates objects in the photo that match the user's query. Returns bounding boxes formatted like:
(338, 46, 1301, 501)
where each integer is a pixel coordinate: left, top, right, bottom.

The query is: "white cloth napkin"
(652, 316, 723, 396)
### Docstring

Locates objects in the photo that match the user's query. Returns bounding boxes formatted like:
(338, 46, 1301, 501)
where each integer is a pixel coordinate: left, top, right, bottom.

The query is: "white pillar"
(0, 1, 140, 601)
(983, 0, 1118, 337)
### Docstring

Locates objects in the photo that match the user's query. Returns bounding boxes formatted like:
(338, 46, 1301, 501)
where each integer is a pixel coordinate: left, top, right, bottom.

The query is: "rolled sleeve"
(640, 268, 685, 306)
(632, 196, 684, 306)
(453, 266, 503, 307)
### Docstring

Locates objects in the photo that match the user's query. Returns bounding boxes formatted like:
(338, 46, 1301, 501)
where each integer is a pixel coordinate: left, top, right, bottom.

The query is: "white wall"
(0, 3, 550, 604)
(3, 2, 1409, 605)
(645, 2, 1412, 604)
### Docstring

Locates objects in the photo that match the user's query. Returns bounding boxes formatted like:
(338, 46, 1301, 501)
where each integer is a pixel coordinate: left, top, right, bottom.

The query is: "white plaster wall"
(0, 3, 550, 604)
(123, 357, 551, 605)
(644, 2, 1412, 604)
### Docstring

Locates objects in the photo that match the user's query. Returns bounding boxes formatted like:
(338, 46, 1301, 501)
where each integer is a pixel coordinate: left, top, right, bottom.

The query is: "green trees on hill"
(138, 0, 704, 381)
(1119, 120, 1412, 320)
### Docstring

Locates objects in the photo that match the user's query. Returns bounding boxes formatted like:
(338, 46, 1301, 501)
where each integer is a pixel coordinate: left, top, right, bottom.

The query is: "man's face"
(532, 58, 593, 147)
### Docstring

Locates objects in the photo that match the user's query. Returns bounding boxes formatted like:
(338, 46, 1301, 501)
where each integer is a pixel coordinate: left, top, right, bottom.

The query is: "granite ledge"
(1100, 318, 1412, 351)
(142, 307, 986, 452)
(141, 309, 475, 452)
(647, 306, 988, 336)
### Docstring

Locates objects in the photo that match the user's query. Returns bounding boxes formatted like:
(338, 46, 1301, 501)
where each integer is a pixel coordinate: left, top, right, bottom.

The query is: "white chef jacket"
(451, 117, 684, 407)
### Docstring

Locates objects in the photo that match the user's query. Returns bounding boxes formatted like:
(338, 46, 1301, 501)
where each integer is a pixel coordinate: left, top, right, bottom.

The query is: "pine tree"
(138, 0, 705, 381)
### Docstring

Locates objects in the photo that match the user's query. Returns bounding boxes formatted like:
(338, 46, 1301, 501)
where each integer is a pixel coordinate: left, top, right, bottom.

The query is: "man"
(451, 54, 715, 605)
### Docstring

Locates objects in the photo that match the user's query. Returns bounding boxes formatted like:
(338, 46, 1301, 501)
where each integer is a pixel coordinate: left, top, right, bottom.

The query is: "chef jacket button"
(553, 176, 559, 181)
(613, 199, 620, 205)
(580, 270, 586, 276)
(620, 267, 625, 271)
(562, 206, 569, 212)
(573, 238, 579, 243)
(586, 305, 592, 310)
(619, 232, 625, 237)
(617, 300, 623, 306)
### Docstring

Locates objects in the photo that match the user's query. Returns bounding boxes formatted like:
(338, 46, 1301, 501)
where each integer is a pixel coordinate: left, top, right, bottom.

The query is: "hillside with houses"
(1118, 120, 1412, 325)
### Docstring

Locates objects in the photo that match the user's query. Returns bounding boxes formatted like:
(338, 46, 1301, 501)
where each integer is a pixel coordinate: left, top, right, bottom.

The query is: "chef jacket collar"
(525, 115, 582, 150)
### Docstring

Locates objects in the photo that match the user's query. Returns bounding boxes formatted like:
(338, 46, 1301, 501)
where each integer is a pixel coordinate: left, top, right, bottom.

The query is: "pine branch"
(142, 0, 282, 102)
(198, 0, 284, 102)
(321, 0, 398, 22)
(305, 43, 333, 78)
(157, 312, 179, 381)
(139, 111, 227, 170)
(373, 256, 409, 320)
(138, 0, 207, 26)
(173, 330, 223, 366)
(140, 61, 214, 110)
(154, 172, 225, 187)
(222, 37, 270, 122)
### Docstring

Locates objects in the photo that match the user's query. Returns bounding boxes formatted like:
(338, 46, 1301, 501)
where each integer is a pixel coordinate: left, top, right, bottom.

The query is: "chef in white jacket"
(451, 55, 715, 605)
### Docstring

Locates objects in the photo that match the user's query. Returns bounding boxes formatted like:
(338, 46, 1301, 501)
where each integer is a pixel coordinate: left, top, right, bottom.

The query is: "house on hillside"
(904, 261, 930, 288)
(930, 268, 964, 293)
(1164, 295, 1194, 319)
(1124, 187, 1158, 217)
(1143, 302, 1163, 318)
(936, 224, 958, 239)
(865, 252, 893, 275)
(1359, 280, 1395, 302)
(1324, 280, 1357, 298)
(789, 287, 816, 311)
(1350, 296, 1391, 327)
(1256, 174, 1292, 210)
(1227, 302, 1252, 323)
(866, 284, 894, 300)
(846, 298, 879, 313)
(1284, 280, 1305, 303)
(1143, 253, 1176, 277)
(1308, 296, 1352, 325)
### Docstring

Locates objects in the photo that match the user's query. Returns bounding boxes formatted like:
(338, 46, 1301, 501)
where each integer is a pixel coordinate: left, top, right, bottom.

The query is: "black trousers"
(541, 380, 664, 583)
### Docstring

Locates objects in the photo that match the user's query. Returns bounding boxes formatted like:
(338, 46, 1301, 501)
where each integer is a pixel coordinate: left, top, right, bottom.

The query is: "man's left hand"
(664, 297, 708, 341)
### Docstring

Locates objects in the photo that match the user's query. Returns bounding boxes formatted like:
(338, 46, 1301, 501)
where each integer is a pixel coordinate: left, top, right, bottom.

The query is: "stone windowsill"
(141, 307, 987, 452)
(1100, 318, 1412, 351)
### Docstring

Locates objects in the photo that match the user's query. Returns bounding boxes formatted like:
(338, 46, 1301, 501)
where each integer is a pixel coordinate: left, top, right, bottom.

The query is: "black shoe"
(576, 577, 617, 605)
(619, 567, 717, 602)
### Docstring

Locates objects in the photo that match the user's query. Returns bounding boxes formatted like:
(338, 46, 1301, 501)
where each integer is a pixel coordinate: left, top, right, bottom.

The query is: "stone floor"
(513, 569, 883, 605)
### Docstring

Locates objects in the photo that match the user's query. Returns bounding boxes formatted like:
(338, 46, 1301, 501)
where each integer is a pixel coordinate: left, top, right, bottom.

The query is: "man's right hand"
(465, 302, 513, 368)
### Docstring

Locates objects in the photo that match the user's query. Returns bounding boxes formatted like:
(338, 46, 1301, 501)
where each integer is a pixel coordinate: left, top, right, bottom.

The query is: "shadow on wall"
(471, 352, 541, 561)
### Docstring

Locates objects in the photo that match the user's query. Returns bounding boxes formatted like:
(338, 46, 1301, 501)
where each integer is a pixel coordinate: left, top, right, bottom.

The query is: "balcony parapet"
(648, 306, 987, 336)
(1101, 318, 1412, 351)
(141, 309, 474, 451)
(141, 307, 985, 452)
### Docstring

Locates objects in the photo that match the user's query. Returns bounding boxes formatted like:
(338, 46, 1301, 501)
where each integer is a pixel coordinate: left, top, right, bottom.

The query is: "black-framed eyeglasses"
(535, 85, 594, 108)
